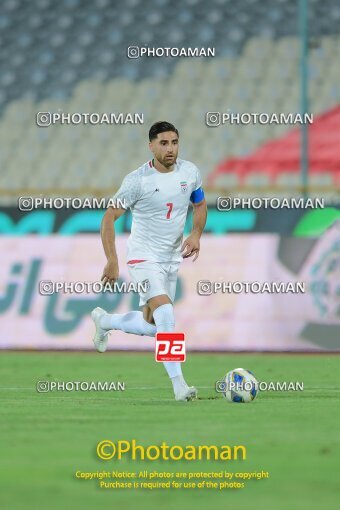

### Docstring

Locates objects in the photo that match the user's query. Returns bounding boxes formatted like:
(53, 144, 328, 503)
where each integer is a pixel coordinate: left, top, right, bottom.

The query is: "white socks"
(99, 303, 187, 389)
(100, 311, 156, 337)
(153, 303, 183, 380)
(171, 374, 188, 393)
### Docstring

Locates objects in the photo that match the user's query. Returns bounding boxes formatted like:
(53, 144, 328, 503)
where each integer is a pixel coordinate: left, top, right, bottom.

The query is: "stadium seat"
(0, 0, 339, 202)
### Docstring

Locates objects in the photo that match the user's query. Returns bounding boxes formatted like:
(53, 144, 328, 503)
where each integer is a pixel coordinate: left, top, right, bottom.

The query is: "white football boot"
(175, 385, 198, 402)
(91, 307, 110, 353)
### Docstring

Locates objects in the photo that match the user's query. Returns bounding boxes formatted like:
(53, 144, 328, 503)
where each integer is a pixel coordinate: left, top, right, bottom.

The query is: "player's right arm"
(101, 206, 126, 285)
(100, 171, 142, 285)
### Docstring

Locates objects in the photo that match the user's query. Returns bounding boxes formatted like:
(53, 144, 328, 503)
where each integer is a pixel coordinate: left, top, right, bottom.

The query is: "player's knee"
(142, 305, 155, 325)
(152, 302, 175, 331)
(148, 294, 172, 314)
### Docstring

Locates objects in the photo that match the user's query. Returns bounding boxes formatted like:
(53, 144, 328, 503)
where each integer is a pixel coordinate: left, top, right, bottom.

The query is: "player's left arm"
(181, 196, 207, 262)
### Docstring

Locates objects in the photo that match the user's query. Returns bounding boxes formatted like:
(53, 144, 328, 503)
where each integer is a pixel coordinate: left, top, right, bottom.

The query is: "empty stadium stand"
(0, 0, 339, 203)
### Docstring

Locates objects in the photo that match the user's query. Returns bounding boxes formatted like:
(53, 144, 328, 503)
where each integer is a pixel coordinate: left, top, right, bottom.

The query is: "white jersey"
(112, 158, 203, 263)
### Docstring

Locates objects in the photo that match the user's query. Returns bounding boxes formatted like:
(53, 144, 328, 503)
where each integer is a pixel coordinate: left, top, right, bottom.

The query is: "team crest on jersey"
(180, 181, 188, 193)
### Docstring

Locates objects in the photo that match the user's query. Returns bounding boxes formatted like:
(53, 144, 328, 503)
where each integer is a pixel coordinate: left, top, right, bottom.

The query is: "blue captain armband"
(190, 187, 205, 204)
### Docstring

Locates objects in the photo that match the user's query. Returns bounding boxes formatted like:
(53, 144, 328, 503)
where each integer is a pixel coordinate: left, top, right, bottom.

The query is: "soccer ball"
(222, 368, 259, 403)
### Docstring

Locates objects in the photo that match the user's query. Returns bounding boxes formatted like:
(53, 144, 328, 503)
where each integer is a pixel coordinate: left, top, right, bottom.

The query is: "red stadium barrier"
(209, 105, 340, 185)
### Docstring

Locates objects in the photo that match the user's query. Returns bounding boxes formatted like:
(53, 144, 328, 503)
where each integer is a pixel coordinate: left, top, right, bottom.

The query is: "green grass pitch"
(1, 352, 339, 510)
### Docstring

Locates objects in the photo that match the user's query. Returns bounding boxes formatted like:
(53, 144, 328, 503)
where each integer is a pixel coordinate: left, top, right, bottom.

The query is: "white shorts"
(127, 260, 180, 307)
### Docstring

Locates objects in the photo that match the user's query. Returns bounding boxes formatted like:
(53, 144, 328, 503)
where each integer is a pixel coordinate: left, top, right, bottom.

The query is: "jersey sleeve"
(193, 165, 203, 191)
(190, 165, 204, 203)
(112, 172, 142, 209)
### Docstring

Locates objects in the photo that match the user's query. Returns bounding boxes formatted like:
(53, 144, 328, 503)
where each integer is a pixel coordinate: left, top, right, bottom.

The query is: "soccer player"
(91, 121, 207, 401)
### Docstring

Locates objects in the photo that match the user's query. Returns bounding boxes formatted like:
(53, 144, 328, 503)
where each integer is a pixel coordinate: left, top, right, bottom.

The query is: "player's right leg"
(91, 307, 111, 353)
(91, 261, 161, 352)
(91, 262, 163, 352)
(91, 306, 156, 353)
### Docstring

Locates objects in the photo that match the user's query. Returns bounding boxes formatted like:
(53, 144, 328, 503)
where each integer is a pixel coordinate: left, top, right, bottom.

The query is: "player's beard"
(162, 155, 176, 167)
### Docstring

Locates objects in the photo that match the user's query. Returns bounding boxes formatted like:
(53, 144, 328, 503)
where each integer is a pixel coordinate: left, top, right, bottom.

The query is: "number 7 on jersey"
(166, 202, 173, 219)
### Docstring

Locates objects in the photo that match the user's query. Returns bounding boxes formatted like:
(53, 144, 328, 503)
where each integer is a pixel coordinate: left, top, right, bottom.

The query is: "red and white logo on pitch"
(155, 333, 186, 362)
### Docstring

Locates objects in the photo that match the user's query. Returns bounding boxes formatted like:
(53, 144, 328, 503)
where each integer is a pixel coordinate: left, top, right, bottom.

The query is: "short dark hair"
(149, 121, 179, 141)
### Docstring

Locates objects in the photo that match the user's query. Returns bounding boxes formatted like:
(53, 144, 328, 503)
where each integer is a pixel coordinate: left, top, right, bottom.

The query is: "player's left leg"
(148, 295, 197, 401)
